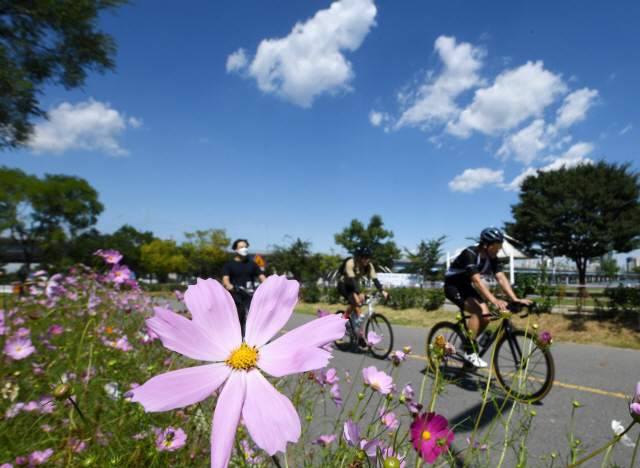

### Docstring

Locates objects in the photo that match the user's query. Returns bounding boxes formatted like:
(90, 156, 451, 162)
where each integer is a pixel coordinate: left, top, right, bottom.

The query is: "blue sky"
(4, 0, 639, 263)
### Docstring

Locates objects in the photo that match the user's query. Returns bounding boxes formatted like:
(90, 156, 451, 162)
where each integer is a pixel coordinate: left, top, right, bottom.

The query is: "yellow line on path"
(405, 353, 628, 399)
(286, 330, 629, 400)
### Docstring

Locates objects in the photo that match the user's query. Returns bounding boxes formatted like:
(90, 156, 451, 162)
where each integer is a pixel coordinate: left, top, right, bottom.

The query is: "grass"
(294, 301, 640, 350)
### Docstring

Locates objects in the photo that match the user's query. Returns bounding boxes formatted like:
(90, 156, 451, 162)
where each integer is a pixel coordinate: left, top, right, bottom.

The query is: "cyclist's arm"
(471, 273, 507, 309)
(222, 275, 233, 291)
(495, 272, 532, 305)
(258, 274, 266, 283)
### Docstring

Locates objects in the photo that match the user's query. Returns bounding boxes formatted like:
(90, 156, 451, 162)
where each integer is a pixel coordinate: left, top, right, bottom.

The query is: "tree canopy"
(0, 166, 103, 279)
(0, 0, 127, 148)
(140, 238, 187, 282)
(505, 161, 640, 287)
(268, 237, 325, 282)
(404, 236, 447, 281)
(181, 229, 231, 279)
(334, 215, 401, 269)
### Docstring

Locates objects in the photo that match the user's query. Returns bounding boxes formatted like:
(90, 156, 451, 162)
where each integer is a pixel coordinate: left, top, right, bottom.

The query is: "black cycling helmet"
(354, 245, 372, 258)
(480, 227, 504, 245)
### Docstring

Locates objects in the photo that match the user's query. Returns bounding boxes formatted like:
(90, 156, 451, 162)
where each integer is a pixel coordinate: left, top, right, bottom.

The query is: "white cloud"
(30, 99, 140, 156)
(448, 167, 504, 193)
(619, 124, 632, 135)
(555, 88, 599, 128)
(226, 48, 248, 73)
(369, 110, 385, 126)
(447, 61, 568, 137)
(395, 36, 486, 129)
(504, 142, 595, 191)
(497, 119, 548, 165)
(227, 0, 377, 107)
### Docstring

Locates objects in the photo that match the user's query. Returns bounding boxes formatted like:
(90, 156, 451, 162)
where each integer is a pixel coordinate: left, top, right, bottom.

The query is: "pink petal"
(260, 314, 346, 351)
(244, 275, 299, 347)
(127, 364, 230, 412)
(242, 369, 301, 455)
(211, 370, 246, 468)
(631, 402, 640, 415)
(258, 346, 332, 377)
(148, 307, 228, 361)
(636, 381, 640, 401)
(184, 279, 241, 353)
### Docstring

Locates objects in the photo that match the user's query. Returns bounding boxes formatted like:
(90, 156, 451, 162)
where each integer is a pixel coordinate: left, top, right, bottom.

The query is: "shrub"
(299, 282, 322, 303)
(323, 286, 345, 305)
(425, 288, 445, 311)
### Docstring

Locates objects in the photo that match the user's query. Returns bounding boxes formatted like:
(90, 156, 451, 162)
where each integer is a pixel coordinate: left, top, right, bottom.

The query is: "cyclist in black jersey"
(444, 227, 531, 368)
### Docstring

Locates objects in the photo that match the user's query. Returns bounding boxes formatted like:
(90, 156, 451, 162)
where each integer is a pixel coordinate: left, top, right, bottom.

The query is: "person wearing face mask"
(222, 239, 267, 329)
(443, 227, 531, 368)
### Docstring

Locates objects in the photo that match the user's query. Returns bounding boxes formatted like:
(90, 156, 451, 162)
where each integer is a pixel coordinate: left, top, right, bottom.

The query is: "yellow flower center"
(373, 382, 380, 388)
(108, 256, 113, 261)
(115, 272, 121, 276)
(422, 431, 431, 441)
(16, 347, 22, 352)
(225, 343, 258, 370)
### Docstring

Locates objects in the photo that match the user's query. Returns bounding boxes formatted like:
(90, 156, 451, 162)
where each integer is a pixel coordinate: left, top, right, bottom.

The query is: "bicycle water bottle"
(479, 330, 492, 347)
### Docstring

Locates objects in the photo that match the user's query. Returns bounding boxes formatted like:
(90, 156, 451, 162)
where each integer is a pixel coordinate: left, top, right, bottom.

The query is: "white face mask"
(236, 247, 249, 257)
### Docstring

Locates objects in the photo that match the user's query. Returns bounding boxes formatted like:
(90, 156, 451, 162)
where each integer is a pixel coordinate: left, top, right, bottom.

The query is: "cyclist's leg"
(230, 289, 248, 334)
(347, 292, 362, 319)
(465, 297, 491, 341)
(337, 282, 352, 319)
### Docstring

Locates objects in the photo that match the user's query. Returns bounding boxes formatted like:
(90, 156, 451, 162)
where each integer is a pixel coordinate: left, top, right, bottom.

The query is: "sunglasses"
(490, 243, 503, 250)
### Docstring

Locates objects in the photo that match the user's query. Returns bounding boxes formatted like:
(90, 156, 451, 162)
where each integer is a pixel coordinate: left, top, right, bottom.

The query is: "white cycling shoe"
(463, 352, 488, 368)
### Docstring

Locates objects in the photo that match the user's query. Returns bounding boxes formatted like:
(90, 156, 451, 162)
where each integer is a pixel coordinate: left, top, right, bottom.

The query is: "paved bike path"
(282, 312, 640, 467)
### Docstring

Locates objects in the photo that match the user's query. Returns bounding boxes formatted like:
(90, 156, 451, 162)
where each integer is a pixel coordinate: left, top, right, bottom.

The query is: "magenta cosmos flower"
(410, 412, 454, 463)
(102, 249, 123, 264)
(630, 381, 640, 420)
(126, 276, 345, 468)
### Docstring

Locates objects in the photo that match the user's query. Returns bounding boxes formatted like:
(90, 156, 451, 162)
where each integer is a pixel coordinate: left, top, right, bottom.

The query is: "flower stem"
(67, 396, 109, 467)
(566, 421, 636, 468)
(629, 429, 640, 468)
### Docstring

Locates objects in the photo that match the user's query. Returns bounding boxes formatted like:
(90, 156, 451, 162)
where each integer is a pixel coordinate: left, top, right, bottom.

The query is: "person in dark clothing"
(337, 245, 389, 325)
(222, 239, 266, 331)
(444, 227, 531, 368)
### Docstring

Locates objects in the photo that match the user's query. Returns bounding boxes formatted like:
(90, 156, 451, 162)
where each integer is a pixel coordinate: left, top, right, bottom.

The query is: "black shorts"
(444, 279, 484, 312)
(337, 281, 358, 301)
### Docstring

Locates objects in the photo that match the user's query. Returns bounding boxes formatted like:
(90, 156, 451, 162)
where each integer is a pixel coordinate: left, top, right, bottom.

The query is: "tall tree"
(181, 229, 231, 279)
(505, 161, 640, 288)
(404, 236, 447, 281)
(268, 237, 324, 282)
(0, 166, 103, 280)
(0, 0, 127, 148)
(334, 215, 401, 269)
(140, 238, 187, 283)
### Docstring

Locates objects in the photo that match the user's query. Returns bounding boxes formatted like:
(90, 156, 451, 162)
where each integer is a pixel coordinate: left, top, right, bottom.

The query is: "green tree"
(0, 166, 103, 280)
(505, 161, 640, 288)
(334, 215, 401, 270)
(67, 227, 105, 266)
(140, 238, 187, 283)
(268, 237, 324, 282)
(0, 0, 128, 148)
(599, 257, 619, 283)
(403, 236, 447, 281)
(181, 229, 231, 279)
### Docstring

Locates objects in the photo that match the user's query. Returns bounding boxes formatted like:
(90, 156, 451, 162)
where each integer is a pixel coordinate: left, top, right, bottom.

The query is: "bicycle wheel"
(493, 329, 554, 402)
(364, 313, 393, 359)
(333, 311, 354, 351)
(426, 322, 468, 382)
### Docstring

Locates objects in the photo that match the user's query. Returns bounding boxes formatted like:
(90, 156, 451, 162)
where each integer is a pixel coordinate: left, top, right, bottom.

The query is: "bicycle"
(425, 301, 554, 402)
(333, 292, 394, 360)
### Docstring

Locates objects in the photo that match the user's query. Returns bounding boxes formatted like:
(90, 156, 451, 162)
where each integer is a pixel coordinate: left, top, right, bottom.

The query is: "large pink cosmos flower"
(410, 412, 454, 463)
(126, 275, 345, 468)
(3, 336, 35, 360)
